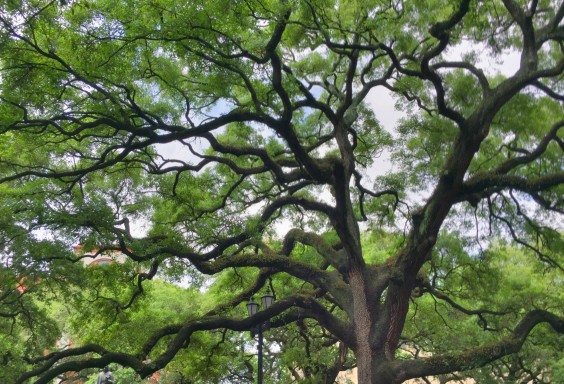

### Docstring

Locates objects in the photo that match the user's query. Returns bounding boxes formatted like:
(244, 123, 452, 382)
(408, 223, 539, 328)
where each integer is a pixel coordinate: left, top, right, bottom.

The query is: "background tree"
(0, 0, 562, 383)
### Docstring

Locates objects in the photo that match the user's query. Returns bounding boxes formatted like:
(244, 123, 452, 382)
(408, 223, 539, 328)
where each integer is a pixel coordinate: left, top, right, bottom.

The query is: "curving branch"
(2, 1, 563, 383)
(431, 61, 490, 94)
(422, 283, 508, 330)
(195, 250, 336, 295)
(353, 170, 400, 221)
(281, 228, 346, 269)
(394, 310, 564, 381)
(19, 291, 352, 384)
(418, 0, 471, 127)
(459, 172, 564, 202)
(531, 80, 564, 101)
(486, 195, 562, 270)
(494, 120, 564, 175)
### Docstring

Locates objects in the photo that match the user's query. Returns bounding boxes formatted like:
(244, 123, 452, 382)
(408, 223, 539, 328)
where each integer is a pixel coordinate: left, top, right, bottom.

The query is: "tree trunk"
(354, 349, 401, 384)
(349, 266, 375, 383)
(349, 267, 401, 384)
(349, 271, 412, 384)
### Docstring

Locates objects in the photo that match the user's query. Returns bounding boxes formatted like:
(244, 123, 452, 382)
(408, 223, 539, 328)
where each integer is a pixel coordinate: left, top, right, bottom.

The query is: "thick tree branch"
(460, 172, 564, 200)
(394, 310, 564, 381)
(281, 228, 346, 270)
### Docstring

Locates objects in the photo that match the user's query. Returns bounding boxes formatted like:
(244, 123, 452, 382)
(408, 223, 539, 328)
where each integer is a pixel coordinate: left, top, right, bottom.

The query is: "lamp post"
(247, 292, 275, 384)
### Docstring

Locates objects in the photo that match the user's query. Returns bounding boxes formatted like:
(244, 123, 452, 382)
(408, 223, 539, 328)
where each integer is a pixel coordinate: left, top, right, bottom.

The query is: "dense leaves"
(0, 0, 562, 383)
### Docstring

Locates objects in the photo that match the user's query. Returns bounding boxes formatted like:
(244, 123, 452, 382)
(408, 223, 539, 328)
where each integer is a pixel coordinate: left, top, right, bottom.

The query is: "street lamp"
(247, 293, 275, 384)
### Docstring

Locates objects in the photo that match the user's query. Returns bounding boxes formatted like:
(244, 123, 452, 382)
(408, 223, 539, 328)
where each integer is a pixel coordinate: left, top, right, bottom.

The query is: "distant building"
(59, 245, 161, 383)
(73, 244, 128, 266)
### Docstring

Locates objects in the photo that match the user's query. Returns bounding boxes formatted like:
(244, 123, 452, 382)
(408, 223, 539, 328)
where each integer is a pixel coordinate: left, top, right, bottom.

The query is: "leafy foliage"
(0, 0, 562, 383)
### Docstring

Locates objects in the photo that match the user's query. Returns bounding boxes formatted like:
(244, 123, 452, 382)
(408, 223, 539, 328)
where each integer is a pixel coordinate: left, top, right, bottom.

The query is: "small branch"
(423, 283, 507, 330)
(431, 61, 490, 94)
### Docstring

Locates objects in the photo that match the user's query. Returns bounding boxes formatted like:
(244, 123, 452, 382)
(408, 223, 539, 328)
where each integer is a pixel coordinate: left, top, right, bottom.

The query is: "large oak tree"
(0, 0, 562, 383)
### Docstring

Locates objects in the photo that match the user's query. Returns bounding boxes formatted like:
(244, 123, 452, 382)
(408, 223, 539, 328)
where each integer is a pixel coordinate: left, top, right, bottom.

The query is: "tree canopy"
(0, 0, 562, 383)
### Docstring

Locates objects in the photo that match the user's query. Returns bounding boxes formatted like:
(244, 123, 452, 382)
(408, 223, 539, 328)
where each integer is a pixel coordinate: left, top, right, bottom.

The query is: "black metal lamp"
(247, 292, 275, 384)
(261, 292, 274, 309)
(247, 297, 259, 317)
